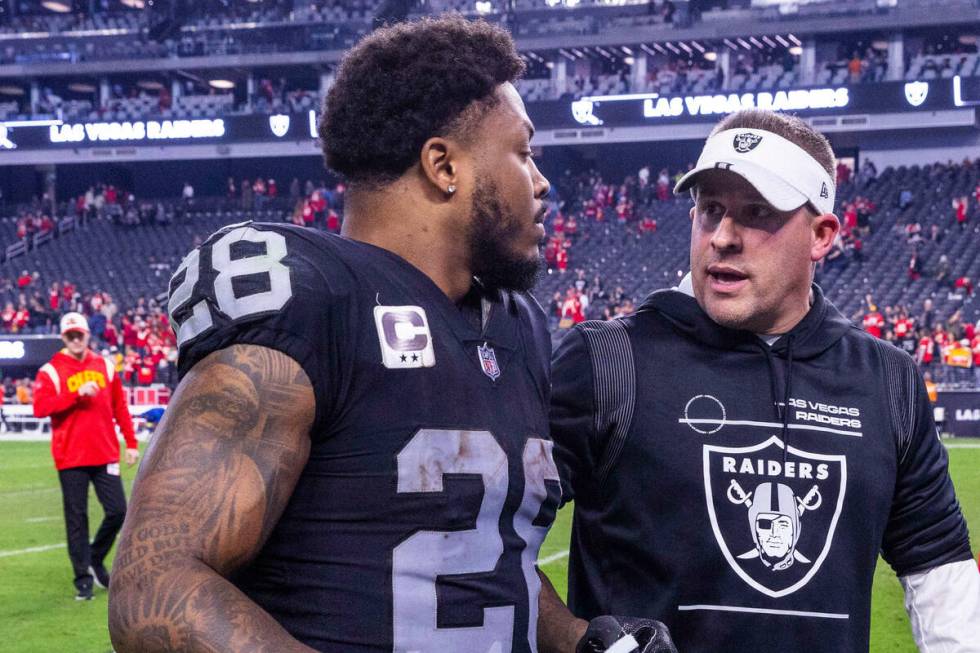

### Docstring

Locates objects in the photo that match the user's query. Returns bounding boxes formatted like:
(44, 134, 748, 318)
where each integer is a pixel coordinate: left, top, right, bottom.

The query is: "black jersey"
(168, 222, 560, 652)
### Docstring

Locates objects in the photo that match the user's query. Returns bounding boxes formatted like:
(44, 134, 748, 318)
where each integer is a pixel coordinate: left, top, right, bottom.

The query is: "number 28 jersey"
(168, 222, 561, 652)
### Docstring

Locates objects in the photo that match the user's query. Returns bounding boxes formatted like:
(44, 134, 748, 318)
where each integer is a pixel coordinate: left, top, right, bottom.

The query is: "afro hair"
(320, 15, 526, 187)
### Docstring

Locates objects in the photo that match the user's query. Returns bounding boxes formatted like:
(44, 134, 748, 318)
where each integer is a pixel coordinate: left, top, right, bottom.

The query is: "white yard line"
(25, 516, 59, 523)
(0, 543, 65, 558)
(945, 443, 980, 449)
(0, 486, 59, 498)
(538, 550, 570, 566)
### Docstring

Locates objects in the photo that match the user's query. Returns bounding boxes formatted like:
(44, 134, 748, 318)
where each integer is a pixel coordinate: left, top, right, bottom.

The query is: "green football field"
(0, 439, 977, 653)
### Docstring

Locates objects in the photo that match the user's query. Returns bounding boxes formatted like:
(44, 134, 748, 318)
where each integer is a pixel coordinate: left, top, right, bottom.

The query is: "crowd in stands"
(861, 297, 980, 388)
(1, 153, 980, 390)
(531, 155, 980, 389)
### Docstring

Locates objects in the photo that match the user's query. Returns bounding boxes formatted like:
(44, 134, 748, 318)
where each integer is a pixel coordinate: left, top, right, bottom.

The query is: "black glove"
(575, 615, 678, 653)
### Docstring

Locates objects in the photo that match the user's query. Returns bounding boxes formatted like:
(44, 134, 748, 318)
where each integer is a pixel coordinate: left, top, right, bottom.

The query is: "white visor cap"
(674, 128, 836, 216)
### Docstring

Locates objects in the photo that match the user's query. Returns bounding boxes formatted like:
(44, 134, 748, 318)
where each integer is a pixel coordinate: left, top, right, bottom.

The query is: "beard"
(467, 177, 542, 293)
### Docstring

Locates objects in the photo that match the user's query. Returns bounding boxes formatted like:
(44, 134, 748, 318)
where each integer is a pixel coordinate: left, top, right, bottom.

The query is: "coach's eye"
(703, 202, 725, 218)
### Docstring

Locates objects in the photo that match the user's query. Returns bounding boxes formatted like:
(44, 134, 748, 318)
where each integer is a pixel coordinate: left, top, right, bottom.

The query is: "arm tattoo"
(108, 345, 317, 653)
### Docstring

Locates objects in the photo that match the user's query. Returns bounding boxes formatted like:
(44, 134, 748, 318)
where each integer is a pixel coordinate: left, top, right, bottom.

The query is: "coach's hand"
(576, 615, 678, 653)
(125, 447, 139, 467)
(78, 381, 100, 397)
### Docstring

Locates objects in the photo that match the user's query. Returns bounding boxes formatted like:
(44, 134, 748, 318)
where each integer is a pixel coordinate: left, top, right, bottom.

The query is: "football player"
(108, 16, 673, 653)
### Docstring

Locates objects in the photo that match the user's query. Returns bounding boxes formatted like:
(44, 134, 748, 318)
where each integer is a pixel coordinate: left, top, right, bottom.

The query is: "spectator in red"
(33, 312, 138, 601)
(584, 199, 599, 221)
(301, 201, 314, 227)
(836, 161, 851, 186)
(862, 305, 885, 338)
(893, 311, 916, 354)
(564, 214, 578, 240)
(122, 348, 139, 385)
(543, 237, 559, 269)
(13, 304, 29, 332)
(326, 208, 340, 233)
(934, 324, 952, 361)
(309, 190, 327, 224)
(916, 329, 935, 366)
(121, 315, 137, 349)
(954, 276, 974, 296)
(267, 179, 278, 198)
(954, 196, 968, 230)
(134, 320, 150, 351)
(1, 302, 14, 331)
(560, 288, 585, 326)
(136, 358, 156, 385)
(907, 253, 922, 281)
(17, 270, 31, 288)
(552, 213, 565, 237)
(639, 215, 657, 234)
(556, 244, 569, 273)
(843, 203, 858, 233)
(103, 320, 119, 347)
(972, 332, 980, 386)
(104, 185, 117, 204)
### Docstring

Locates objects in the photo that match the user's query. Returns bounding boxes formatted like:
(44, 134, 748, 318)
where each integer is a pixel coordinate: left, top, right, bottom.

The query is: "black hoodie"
(550, 282, 972, 652)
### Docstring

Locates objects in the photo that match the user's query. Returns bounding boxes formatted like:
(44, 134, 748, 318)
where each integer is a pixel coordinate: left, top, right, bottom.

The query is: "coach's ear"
(420, 137, 461, 201)
(810, 212, 840, 262)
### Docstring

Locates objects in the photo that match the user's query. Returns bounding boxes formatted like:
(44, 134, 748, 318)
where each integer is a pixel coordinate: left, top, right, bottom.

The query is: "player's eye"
(757, 518, 773, 529)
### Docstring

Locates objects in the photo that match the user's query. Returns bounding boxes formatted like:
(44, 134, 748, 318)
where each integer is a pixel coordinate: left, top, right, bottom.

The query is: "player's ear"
(419, 137, 458, 199)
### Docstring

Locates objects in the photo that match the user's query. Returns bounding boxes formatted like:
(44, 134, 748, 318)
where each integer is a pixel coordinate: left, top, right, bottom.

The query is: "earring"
(447, 184, 457, 196)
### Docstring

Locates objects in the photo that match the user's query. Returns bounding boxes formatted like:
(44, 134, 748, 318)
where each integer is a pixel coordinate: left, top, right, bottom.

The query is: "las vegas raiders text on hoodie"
(550, 283, 972, 652)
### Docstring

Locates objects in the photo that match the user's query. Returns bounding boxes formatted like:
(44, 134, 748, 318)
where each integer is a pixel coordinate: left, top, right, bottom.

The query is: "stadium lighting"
(137, 80, 164, 91)
(474, 1, 493, 14)
(624, 56, 635, 66)
(120, 0, 145, 7)
(68, 83, 96, 94)
(704, 51, 718, 62)
(209, 79, 236, 90)
(40, 0, 71, 12)
(789, 46, 803, 56)
(0, 85, 25, 96)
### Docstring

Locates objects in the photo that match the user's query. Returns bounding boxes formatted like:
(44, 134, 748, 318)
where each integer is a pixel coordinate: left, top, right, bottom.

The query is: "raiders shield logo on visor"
(733, 133, 763, 153)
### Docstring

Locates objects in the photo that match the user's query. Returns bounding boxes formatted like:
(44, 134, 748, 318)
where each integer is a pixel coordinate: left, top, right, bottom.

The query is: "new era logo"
(374, 306, 436, 369)
(820, 182, 829, 199)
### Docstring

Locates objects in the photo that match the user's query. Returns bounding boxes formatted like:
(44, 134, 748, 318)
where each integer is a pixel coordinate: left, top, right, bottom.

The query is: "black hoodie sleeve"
(549, 327, 598, 506)
(880, 351, 973, 576)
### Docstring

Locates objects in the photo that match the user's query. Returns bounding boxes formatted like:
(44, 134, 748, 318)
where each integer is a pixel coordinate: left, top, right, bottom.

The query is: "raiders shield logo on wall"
(904, 81, 929, 108)
(703, 435, 846, 598)
(732, 132, 763, 153)
(269, 114, 291, 138)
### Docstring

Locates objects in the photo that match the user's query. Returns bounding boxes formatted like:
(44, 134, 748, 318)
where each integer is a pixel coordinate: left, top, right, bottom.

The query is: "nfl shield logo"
(478, 343, 501, 381)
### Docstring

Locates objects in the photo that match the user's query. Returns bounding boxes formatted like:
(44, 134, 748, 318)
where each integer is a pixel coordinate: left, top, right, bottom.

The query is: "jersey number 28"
(168, 226, 293, 347)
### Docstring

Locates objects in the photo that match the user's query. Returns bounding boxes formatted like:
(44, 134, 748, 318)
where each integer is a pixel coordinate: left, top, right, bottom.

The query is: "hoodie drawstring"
(781, 335, 796, 467)
(757, 334, 796, 467)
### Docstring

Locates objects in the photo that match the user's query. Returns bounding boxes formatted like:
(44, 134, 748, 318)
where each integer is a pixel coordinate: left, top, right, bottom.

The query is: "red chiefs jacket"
(34, 349, 137, 470)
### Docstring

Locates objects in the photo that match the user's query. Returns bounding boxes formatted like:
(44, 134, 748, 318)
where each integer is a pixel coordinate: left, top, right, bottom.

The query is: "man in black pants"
(34, 312, 139, 600)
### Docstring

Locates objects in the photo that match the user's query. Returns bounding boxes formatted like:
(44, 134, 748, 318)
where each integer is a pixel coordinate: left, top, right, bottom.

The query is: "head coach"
(541, 109, 979, 652)
(33, 312, 139, 601)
